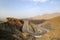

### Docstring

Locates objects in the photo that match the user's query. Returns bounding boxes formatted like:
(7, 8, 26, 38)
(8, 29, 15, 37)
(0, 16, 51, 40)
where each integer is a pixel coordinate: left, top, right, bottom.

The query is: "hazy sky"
(0, 0, 60, 18)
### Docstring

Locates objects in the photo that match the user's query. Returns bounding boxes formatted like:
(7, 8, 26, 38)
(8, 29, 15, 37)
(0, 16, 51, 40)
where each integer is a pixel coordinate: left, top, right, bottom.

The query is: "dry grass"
(39, 16, 60, 40)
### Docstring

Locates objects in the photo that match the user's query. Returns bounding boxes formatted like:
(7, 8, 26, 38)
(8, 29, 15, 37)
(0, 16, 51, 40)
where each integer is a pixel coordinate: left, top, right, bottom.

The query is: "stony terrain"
(0, 15, 60, 40)
(33, 16, 60, 40)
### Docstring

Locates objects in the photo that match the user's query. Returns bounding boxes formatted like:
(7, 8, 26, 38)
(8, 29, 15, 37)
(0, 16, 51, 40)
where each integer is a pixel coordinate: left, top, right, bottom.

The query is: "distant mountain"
(31, 13, 60, 20)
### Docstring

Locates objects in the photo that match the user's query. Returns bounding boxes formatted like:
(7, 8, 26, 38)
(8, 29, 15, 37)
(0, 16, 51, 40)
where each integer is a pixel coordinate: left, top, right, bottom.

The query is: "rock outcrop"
(5, 17, 24, 32)
(0, 17, 25, 40)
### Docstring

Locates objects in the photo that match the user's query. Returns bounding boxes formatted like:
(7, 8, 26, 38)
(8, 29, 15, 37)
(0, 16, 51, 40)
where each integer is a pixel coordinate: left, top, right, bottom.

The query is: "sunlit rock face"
(5, 17, 24, 32)
(6, 17, 24, 27)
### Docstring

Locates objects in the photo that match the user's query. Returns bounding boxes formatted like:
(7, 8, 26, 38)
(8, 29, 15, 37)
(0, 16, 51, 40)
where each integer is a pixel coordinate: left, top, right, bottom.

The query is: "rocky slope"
(0, 16, 60, 40)
(0, 18, 25, 40)
(35, 16, 60, 40)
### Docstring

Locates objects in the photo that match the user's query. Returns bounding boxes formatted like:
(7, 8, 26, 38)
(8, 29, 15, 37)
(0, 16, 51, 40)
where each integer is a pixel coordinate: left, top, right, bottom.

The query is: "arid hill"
(0, 16, 60, 40)
(35, 16, 60, 40)
(31, 13, 60, 20)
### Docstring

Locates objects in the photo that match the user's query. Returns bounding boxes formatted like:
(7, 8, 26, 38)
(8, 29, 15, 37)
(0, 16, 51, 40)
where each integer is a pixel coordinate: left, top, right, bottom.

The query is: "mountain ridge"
(31, 13, 60, 20)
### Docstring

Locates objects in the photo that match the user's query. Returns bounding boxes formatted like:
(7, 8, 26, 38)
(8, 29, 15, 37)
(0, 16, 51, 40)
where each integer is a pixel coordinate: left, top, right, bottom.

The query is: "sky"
(0, 0, 60, 18)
